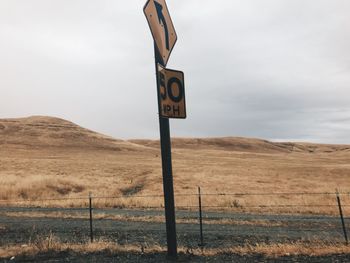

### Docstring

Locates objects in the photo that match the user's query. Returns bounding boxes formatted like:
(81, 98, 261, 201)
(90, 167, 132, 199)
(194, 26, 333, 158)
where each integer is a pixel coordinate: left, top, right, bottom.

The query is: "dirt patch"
(120, 183, 145, 196)
(47, 183, 85, 195)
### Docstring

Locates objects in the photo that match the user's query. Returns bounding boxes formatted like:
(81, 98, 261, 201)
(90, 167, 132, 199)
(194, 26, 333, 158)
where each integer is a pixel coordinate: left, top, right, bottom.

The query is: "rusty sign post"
(144, 0, 186, 258)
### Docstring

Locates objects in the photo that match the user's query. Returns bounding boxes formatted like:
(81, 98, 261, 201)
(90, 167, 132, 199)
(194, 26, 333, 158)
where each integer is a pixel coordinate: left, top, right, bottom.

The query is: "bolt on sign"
(144, 0, 177, 66)
(158, 64, 186, 119)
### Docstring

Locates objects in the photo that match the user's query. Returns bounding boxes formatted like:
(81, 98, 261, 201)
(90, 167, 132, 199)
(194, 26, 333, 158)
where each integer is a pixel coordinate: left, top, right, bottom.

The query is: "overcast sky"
(1, 0, 349, 143)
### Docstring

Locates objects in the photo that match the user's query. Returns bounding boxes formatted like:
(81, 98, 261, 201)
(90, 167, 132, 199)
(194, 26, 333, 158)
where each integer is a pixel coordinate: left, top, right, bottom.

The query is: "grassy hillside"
(1, 116, 350, 213)
(0, 116, 147, 151)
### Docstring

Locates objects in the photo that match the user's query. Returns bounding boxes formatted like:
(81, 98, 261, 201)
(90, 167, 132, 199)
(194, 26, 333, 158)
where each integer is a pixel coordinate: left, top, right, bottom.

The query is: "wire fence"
(0, 189, 349, 249)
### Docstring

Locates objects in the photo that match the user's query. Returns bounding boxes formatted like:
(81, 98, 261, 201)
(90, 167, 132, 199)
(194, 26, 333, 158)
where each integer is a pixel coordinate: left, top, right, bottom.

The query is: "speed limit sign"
(157, 64, 186, 119)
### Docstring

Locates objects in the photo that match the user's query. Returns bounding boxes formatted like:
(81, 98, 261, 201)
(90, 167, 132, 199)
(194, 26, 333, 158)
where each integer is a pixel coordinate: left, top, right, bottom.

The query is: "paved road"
(0, 207, 347, 248)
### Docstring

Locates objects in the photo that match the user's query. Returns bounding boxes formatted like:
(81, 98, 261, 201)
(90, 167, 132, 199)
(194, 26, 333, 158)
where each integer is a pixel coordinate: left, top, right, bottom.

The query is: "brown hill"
(0, 116, 349, 211)
(0, 116, 144, 151)
(0, 116, 350, 153)
(1, 116, 349, 154)
(130, 137, 350, 154)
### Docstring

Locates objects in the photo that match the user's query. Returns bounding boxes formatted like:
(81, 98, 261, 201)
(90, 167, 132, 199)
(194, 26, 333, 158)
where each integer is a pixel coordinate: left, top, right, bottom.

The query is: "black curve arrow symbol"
(154, 1, 170, 51)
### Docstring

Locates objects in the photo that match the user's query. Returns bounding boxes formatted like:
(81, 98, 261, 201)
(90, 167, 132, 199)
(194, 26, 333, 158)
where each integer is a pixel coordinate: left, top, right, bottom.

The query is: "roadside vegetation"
(1, 235, 350, 262)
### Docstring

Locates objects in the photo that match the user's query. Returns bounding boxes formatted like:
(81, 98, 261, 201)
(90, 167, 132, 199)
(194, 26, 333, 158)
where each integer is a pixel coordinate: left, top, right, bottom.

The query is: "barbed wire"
(198, 191, 350, 196)
(1, 227, 344, 236)
(93, 194, 164, 200)
(0, 190, 348, 204)
(0, 197, 88, 203)
(176, 204, 350, 209)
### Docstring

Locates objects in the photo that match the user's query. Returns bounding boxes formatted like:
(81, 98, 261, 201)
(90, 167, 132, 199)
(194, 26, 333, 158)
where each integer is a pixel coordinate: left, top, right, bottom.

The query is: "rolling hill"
(1, 116, 348, 154)
(0, 116, 147, 151)
(0, 116, 349, 212)
(130, 137, 350, 154)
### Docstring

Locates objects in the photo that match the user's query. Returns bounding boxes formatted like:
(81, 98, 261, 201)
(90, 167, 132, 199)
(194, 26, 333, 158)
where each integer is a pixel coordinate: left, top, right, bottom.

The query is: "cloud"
(0, 0, 349, 143)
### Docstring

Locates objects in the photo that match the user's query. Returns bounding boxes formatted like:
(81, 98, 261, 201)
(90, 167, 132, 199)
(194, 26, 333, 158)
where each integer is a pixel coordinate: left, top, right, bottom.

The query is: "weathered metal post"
(154, 45, 178, 258)
(144, 0, 187, 258)
(89, 192, 93, 243)
(336, 190, 348, 245)
(198, 186, 204, 247)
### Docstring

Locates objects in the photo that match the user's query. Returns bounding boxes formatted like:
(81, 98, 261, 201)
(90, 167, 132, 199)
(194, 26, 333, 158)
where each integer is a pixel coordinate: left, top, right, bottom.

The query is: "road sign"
(144, 0, 183, 258)
(157, 64, 186, 119)
(144, 0, 177, 66)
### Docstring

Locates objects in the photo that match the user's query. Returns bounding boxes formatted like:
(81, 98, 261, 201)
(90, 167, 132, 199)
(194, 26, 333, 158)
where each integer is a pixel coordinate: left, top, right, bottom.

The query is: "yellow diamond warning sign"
(157, 64, 186, 119)
(144, 0, 177, 66)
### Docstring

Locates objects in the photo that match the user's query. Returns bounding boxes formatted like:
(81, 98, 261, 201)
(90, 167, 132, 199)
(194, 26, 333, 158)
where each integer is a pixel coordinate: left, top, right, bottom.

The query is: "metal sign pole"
(154, 44, 178, 258)
(144, 1, 181, 257)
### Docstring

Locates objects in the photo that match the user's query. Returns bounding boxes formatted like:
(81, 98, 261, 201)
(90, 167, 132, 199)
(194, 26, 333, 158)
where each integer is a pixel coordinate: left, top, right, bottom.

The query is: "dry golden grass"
(0, 237, 161, 259)
(1, 234, 350, 259)
(1, 116, 350, 215)
(206, 242, 350, 258)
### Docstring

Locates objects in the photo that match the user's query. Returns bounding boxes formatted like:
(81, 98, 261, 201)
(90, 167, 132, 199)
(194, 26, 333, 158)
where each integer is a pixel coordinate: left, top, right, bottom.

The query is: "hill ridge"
(1, 116, 349, 154)
(130, 137, 350, 154)
(0, 116, 141, 151)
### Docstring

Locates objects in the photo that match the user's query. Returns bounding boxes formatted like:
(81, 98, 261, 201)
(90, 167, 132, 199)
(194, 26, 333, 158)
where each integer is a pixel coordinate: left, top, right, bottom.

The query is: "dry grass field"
(2, 238, 350, 262)
(1, 116, 350, 214)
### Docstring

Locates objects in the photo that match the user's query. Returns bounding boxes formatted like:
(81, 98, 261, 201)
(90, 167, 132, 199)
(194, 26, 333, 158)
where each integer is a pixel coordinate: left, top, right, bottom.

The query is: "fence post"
(336, 190, 348, 245)
(198, 186, 204, 247)
(89, 192, 94, 243)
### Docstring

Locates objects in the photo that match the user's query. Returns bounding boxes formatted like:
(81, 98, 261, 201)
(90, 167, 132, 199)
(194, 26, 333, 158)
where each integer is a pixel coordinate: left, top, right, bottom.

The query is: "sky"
(0, 0, 349, 143)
